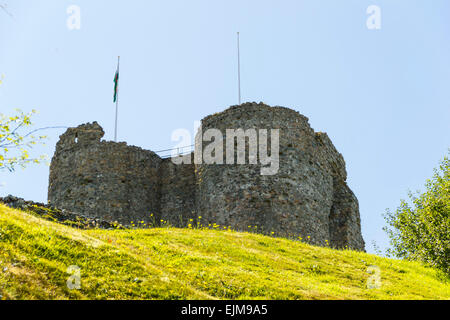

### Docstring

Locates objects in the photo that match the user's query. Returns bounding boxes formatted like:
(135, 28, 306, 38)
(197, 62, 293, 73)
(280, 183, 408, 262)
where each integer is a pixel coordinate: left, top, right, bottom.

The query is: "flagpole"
(237, 32, 241, 105)
(114, 56, 120, 142)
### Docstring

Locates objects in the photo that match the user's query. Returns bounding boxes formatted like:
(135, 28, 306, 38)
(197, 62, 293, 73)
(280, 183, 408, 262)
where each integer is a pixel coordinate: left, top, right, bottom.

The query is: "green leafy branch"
(0, 109, 48, 172)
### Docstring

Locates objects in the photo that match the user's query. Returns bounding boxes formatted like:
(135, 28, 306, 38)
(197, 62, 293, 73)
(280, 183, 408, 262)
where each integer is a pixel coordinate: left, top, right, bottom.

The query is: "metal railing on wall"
(155, 145, 195, 159)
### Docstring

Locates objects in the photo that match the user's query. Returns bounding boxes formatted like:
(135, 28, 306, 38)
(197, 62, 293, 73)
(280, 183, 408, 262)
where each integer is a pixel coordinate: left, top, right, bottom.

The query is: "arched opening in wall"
(74, 133, 78, 144)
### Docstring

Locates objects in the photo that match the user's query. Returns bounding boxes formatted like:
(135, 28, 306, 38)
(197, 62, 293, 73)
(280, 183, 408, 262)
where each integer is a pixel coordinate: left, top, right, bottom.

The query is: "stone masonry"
(48, 102, 365, 250)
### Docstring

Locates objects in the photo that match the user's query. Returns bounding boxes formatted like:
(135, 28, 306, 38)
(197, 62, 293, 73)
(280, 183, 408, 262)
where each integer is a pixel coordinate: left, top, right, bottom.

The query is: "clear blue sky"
(1, 0, 449, 254)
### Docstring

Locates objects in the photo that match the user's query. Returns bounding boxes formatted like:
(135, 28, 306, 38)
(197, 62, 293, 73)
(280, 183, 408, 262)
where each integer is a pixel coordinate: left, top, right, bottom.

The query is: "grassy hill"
(0, 204, 448, 300)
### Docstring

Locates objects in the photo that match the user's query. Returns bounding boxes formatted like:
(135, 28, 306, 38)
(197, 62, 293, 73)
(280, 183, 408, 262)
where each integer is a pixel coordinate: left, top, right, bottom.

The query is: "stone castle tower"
(48, 103, 365, 250)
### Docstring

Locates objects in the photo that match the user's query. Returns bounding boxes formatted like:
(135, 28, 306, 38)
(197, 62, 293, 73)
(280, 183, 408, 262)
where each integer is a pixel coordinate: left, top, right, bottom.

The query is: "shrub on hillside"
(384, 151, 449, 277)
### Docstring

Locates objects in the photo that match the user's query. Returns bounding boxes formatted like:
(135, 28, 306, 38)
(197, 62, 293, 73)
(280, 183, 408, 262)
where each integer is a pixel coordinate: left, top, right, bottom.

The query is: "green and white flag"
(113, 68, 119, 103)
(113, 56, 120, 142)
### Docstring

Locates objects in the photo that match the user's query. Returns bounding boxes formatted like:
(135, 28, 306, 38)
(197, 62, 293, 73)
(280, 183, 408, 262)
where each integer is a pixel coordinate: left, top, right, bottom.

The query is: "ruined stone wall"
(195, 103, 364, 250)
(48, 103, 365, 251)
(314, 132, 364, 249)
(160, 154, 197, 227)
(48, 122, 162, 225)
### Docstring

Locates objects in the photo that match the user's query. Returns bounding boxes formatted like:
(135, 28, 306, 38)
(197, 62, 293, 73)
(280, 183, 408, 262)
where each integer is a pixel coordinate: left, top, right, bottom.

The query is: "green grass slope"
(0, 204, 448, 300)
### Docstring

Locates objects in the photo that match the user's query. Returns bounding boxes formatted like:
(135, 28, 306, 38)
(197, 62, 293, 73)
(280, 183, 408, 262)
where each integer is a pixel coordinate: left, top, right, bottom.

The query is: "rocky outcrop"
(0, 195, 118, 229)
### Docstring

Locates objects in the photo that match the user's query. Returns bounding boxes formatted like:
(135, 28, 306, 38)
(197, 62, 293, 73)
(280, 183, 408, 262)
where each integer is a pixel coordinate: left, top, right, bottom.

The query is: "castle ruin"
(48, 102, 365, 250)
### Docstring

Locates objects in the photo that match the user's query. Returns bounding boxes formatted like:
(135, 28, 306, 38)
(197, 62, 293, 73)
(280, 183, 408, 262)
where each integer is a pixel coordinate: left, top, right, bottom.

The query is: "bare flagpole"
(114, 56, 120, 142)
(237, 32, 241, 105)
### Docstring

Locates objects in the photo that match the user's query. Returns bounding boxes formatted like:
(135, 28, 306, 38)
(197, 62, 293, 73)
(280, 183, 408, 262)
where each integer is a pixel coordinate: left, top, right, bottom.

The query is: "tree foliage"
(0, 76, 47, 171)
(384, 151, 449, 276)
(0, 109, 47, 171)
